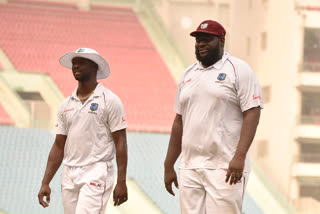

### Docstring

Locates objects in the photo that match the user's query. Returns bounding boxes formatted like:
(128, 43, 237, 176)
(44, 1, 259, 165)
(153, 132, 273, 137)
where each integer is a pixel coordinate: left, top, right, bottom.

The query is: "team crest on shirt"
(90, 103, 99, 111)
(217, 73, 226, 81)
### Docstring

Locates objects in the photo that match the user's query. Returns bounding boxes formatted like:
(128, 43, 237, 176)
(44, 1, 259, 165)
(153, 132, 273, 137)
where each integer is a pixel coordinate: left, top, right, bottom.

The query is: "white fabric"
(62, 161, 114, 214)
(175, 52, 263, 172)
(59, 48, 110, 79)
(179, 168, 249, 214)
(55, 83, 127, 167)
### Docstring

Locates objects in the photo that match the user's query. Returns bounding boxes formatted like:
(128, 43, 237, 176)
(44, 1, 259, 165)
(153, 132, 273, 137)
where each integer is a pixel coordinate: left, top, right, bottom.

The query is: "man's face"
(195, 33, 223, 67)
(71, 57, 98, 81)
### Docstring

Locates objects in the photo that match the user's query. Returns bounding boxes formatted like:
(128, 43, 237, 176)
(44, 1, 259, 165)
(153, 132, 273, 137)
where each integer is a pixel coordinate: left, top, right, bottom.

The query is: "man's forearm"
(42, 143, 64, 185)
(234, 107, 261, 158)
(115, 141, 127, 183)
(112, 129, 128, 183)
(164, 114, 183, 169)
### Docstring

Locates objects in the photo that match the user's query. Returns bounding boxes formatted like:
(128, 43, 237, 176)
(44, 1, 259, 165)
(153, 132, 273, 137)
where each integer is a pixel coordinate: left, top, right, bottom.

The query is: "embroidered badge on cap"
(77, 48, 85, 53)
(90, 103, 99, 111)
(217, 73, 226, 81)
(200, 23, 208, 29)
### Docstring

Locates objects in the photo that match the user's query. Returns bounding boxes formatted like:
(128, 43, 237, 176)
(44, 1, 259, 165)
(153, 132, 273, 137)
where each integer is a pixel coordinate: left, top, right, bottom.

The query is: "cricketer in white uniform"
(164, 20, 263, 214)
(38, 48, 128, 214)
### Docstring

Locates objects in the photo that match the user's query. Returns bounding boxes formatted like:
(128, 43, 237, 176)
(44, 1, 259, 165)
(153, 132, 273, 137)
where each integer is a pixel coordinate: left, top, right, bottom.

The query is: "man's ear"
(220, 37, 225, 47)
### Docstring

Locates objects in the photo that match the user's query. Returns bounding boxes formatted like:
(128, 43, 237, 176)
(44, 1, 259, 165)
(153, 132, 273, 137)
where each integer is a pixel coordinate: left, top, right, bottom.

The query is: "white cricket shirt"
(55, 83, 127, 167)
(175, 52, 263, 172)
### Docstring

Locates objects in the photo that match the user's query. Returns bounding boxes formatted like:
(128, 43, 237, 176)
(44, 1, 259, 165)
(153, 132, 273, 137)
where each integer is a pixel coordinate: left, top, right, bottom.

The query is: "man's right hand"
(164, 167, 179, 196)
(38, 184, 51, 208)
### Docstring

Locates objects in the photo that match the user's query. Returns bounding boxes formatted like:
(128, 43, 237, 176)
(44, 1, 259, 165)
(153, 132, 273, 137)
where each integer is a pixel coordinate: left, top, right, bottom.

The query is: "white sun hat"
(59, 48, 110, 79)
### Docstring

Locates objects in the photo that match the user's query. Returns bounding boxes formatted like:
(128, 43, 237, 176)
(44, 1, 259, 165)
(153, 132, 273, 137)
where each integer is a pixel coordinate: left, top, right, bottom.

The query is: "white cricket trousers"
(179, 168, 249, 214)
(61, 161, 114, 214)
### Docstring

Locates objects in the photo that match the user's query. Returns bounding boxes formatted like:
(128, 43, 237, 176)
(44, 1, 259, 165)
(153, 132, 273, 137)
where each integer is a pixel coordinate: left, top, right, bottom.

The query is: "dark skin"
(195, 32, 225, 68)
(112, 129, 128, 206)
(72, 57, 99, 101)
(164, 114, 182, 196)
(225, 107, 260, 185)
(164, 33, 261, 196)
(38, 134, 66, 208)
(38, 57, 128, 207)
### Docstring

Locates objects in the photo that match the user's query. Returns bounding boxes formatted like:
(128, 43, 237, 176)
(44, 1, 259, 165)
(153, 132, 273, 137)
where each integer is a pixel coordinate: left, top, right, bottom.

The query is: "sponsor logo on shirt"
(64, 108, 74, 112)
(217, 73, 226, 81)
(253, 95, 261, 100)
(90, 103, 99, 111)
(90, 182, 102, 188)
(182, 78, 192, 85)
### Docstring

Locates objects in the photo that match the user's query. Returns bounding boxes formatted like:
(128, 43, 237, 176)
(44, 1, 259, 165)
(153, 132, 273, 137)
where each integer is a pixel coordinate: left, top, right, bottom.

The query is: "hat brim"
(59, 52, 110, 79)
(190, 30, 222, 37)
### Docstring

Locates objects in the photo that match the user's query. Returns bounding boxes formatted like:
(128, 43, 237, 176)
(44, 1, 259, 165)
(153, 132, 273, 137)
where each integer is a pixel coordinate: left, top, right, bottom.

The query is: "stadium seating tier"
(0, 103, 14, 125)
(0, 126, 265, 214)
(0, 2, 176, 132)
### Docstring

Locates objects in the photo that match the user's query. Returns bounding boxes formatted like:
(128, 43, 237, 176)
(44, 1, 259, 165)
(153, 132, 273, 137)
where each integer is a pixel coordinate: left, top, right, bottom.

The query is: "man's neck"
(77, 80, 98, 96)
(201, 50, 224, 68)
(201, 57, 221, 68)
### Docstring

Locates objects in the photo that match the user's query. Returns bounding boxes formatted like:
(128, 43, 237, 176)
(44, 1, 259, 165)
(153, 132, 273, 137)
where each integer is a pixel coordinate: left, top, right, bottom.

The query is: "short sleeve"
(174, 78, 184, 115)
(237, 62, 264, 112)
(107, 95, 127, 133)
(174, 62, 197, 115)
(55, 103, 67, 135)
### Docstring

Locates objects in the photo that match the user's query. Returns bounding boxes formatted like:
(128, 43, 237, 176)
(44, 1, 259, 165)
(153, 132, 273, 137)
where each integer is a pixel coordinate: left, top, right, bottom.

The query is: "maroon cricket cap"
(190, 20, 226, 38)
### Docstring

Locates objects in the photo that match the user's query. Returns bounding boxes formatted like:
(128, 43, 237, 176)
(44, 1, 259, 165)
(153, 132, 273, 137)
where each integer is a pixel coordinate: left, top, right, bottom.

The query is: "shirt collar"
(71, 82, 104, 100)
(196, 51, 229, 70)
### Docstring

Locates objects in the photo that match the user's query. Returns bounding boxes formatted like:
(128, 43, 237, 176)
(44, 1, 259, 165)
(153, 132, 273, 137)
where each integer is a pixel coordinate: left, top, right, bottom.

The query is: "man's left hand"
(225, 155, 245, 185)
(113, 181, 128, 206)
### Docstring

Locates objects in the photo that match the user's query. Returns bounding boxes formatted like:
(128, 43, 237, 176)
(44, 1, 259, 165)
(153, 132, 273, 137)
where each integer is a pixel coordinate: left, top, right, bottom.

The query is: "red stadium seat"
(0, 103, 14, 125)
(0, 2, 176, 132)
